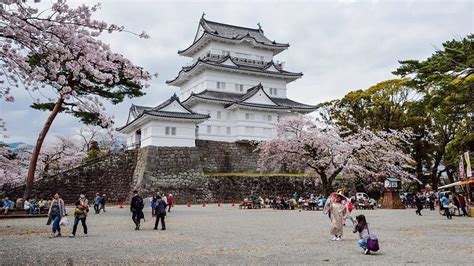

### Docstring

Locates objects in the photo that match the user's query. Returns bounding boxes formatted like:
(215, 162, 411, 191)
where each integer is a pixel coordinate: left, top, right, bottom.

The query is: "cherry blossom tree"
(258, 117, 416, 195)
(0, 144, 30, 185)
(0, 1, 154, 198)
(38, 135, 85, 176)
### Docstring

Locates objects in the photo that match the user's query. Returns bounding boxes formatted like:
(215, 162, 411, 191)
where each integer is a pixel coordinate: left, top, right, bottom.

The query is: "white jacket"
(24, 200, 31, 210)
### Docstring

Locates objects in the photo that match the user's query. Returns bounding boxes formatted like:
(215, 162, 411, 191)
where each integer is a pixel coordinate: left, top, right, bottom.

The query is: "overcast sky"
(1, 0, 472, 144)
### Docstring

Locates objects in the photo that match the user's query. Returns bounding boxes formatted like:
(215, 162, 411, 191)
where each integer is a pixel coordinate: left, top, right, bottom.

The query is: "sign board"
(384, 178, 401, 189)
(459, 155, 465, 180)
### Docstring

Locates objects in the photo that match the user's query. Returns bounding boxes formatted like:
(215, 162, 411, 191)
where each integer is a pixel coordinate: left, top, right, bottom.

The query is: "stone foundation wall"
(2, 151, 138, 203)
(196, 140, 260, 173)
(131, 146, 210, 202)
(206, 175, 319, 202)
(1, 141, 316, 204)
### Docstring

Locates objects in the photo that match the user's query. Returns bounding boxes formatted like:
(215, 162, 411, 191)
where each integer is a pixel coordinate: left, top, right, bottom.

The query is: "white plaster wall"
(194, 42, 275, 62)
(146, 120, 197, 147)
(190, 102, 288, 142)
(178, 70, 288, 100)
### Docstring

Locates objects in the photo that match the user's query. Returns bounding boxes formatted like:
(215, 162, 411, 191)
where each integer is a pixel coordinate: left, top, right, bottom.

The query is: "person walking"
(440, 193, 452, 220)
(167, 194, 174, 212)
(162, 192, 168, 207)
(47, 193, 66, 238)
(323, 192, 347, 241)
(93, 193, 101, 214)
(130, 190, 144, 230)
(70, 200, 88, 238)
(428, 193, 435, 211)
(415, 193, 423, 216)
(453, 194, 461, 216)
(151, 193, 158, 217)
(100, 194, 107, 213)
(153, 194, 167, 230)
(458, 194, 468, 217)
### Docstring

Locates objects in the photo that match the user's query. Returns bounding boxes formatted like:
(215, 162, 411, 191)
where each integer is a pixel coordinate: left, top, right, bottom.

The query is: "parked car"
(356, 192, 369, 201)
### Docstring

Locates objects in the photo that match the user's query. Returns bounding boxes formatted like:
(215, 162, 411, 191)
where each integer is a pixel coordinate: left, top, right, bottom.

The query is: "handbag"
(366, 226, 379, 252)
(59, 217, 69, 226)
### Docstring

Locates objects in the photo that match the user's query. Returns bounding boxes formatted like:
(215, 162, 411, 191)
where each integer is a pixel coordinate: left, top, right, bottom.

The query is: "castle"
(119, 15, 316, 148)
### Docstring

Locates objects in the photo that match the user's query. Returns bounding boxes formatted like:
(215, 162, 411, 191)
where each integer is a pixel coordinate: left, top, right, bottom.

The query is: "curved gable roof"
(178, 17, 289, 56)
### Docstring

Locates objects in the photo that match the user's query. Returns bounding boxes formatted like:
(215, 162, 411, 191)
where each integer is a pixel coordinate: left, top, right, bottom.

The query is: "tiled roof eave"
(178, 33, 288, 56)
(118, 112, 209, 133)
(166, 61, 302, 86)
(226, 102, 291, 109)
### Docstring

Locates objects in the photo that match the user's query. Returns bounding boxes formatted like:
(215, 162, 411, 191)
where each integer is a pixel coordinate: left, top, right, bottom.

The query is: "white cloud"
(2, 0, 472, 144)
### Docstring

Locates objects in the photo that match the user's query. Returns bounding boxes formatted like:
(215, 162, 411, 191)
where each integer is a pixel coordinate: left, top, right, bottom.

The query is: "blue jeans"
(358, 239, 367, 249)
(52, 215, 61, 234)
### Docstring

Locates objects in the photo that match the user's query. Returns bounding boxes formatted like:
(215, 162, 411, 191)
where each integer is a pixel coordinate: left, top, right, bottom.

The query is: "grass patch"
(204, 172, 310, 177)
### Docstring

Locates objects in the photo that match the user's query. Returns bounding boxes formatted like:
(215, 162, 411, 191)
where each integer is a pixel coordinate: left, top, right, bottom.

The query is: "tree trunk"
(23, 96, 64, 199)
(319, 173, 333, 196)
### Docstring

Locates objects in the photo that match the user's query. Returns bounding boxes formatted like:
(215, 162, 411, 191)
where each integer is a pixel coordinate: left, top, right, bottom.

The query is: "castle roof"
(166, 55, 302, 86)
(118, 94, 210, 133)
(182, 84, 316, 113)
(178, 17, 289, 57)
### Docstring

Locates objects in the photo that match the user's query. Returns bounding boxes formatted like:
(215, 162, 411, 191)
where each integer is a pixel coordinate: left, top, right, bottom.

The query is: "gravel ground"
(1, 204, 473, 265)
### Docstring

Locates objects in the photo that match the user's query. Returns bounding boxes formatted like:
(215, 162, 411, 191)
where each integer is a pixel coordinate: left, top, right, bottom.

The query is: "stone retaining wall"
(1, 141, 315, 204)
(206, 175, 319, 203)
(196, 140, 260, 173)
(2, 151, 138, 203)
(131, 146, 210, 203)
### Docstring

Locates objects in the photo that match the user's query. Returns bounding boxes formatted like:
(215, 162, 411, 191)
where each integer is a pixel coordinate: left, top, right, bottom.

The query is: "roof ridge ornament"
(201, 12, 206, 19)
(257, 22, 263, 33)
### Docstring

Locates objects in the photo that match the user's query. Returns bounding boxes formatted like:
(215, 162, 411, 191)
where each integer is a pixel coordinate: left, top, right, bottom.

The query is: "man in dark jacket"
(130, 190, 144, 230)
(100, 194, 107, 212)
(153, 194, 167, 230)
(415, 193, 423, 216)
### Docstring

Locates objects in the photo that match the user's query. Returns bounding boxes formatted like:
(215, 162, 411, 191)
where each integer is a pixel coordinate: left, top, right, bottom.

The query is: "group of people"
(42, 192, 108, 238)
(240, 193, 329, 211)
(1, 196, 49, 215)
(93, 193, 107, 214)
(412, 191, 469, 218)
(130, 191, 173, 231)
(323, 191, 377, 255)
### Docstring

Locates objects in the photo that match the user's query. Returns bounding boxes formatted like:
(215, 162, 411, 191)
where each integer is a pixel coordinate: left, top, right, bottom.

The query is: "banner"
(464, 151, 472, 178)
(459, 155, 465, 180)
(459, 155, 465, 179)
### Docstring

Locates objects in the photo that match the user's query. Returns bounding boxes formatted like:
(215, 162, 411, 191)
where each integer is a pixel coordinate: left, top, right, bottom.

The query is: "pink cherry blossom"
(258, 117, 417, 195)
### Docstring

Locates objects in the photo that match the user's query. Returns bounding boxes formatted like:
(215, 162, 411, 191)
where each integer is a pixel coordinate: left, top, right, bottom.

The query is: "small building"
(120, 15, 317, 148)
(117, 94, 209, 148)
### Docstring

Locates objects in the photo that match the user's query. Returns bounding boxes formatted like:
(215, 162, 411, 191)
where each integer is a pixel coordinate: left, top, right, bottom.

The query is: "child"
(353, 214, 372, 255)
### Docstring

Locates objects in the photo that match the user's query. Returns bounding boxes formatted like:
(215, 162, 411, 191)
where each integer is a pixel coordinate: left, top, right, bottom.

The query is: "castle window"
(216, 126, 221, 135)
(165, 127, 177, 136)
(226, 127, 231, 135)
(226, 112, 231, 120)
(267, 115, 272, 122)
(235, 84, 244, 92)
(216, 111, 221, 119)
(245, 113, 254, 120)
(217, 81, 226, 90)
(269, 88, 278, 95)
(207, 125, 211, 134)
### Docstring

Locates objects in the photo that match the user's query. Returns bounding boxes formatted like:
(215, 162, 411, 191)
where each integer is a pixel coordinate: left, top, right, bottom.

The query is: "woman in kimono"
(323, 192, 347, 241)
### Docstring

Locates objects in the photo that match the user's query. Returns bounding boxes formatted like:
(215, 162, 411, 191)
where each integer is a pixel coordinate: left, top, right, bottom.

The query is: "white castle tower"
(119, 15, 316, 148)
